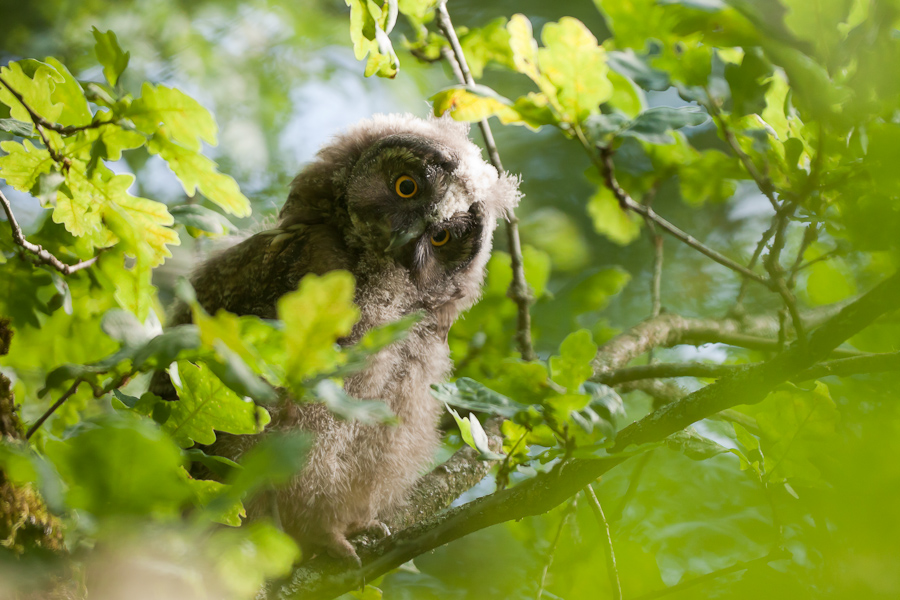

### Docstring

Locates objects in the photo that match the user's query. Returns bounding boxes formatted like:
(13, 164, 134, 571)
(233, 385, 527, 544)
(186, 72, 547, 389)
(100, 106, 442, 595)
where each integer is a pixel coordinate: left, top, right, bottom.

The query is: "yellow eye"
(395, 175, 418, 198)
(431, 229, 451, 247)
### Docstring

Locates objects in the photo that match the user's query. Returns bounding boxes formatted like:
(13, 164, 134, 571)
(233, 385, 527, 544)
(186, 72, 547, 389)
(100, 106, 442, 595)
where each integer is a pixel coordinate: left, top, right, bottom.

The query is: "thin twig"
(630, 548, 791, 600)
(607, 451, 653, 523)
(643, 181, 664, 319)
(435, 0, 536, 361)
(25, 379, 83, 439)
(0, 75, 107, 137)
(1, 189, 99, 275)
(535, 497, 577, 600)
(705, 91, 779, 211)
(787, 224, 818, 288)
(589, 143, 773, 288)
(584, 484, 622, 600)
(765, 202, 806, 343)
(731, 222, 777, 316)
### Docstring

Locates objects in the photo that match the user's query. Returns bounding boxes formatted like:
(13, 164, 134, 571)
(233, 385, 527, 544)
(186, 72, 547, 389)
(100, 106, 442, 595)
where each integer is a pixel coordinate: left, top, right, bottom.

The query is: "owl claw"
(324, 534, 362, 567)
(358, 520, 391, 539)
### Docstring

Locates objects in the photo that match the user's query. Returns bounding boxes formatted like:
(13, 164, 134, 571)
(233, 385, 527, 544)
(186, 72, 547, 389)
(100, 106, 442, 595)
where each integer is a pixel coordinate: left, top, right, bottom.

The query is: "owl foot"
(353, 520, 391, 540)
(323, 533, 362, 568)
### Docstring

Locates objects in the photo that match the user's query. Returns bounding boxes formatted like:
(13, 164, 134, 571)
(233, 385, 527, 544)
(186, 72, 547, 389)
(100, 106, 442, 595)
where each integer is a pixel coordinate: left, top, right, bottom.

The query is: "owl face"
(279, 114, 521, 318)
(343, 133, 488, 287)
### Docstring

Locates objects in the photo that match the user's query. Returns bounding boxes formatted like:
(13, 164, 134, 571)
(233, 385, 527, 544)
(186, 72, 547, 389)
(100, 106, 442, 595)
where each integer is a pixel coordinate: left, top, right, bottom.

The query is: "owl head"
(279, 114, 521, 326)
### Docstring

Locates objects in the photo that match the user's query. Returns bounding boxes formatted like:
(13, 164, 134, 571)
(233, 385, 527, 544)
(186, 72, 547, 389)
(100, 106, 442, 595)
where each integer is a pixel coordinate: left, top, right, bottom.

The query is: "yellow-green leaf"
(538, 17, 612, 123)
(277, 271, 359, 384)
(127, 83, 218, 150)
(148, 134, 251, 217)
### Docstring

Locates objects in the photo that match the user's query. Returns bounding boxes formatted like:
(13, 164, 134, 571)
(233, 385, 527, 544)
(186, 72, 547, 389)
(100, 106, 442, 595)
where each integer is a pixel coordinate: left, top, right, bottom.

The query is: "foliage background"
(1, 0, 899, 599)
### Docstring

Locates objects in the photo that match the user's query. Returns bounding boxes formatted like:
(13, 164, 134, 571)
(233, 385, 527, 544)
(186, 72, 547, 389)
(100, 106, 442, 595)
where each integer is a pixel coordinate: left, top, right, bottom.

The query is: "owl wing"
(150, 223, 352, 399)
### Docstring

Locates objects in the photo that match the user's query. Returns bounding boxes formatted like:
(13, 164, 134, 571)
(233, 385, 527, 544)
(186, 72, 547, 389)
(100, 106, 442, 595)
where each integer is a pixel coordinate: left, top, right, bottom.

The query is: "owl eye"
(431, 229, 451, 247)
(395, 175, 418, 198)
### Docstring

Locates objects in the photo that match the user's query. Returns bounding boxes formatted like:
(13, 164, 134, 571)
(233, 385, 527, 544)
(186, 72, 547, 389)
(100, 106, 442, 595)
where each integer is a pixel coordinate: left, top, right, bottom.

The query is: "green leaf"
(753, 382, 840, 485)
(620, 106, 709, 144)
(724, 48, 772, 117)
(430, 377, 528, 418)
(666, 428, 730, 460)
(208, 522, 301, 596)
(169, 204, 237, 235)
(460, 17, 516, 79)
(0, 61, 64, 124)
(0, 139, 54, 195)
(148, 134, 251, 218)
(168, 360, 270, 447)
(586, 183, 641, 245)
(446, 406, 504, 460)
(346, 0, 399, 78)
(679, 149, 742, 205)
(278, 271, 359, 385)
(607, 50, 670, 92)
(226, 432, 311, 499)
(484, 360, 553, 405)
(311, 379, 396, 424)
(92, 27, 130, 87)
(43, 413, 193, 517)
(550, 329, 598, 392)
(0, 118, 34, 137)
(537, 17, 613, 122)
(804, 259, 857, 306)
(127, 83, 218, 150)
(184, 475, 245, 526)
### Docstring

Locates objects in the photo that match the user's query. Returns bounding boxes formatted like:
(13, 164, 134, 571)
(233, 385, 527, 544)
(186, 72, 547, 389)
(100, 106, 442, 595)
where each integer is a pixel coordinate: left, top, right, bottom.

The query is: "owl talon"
(355, 520, 391, 539)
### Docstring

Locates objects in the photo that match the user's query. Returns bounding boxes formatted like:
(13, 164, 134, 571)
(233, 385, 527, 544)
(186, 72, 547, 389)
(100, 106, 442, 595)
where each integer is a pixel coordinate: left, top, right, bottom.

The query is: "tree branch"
(593, 144, 773, 288)
(612, 270, 900, 451)
(435, 1, 536, 361)
(1, 189, 99, 275)
(598, 352, 900, 386)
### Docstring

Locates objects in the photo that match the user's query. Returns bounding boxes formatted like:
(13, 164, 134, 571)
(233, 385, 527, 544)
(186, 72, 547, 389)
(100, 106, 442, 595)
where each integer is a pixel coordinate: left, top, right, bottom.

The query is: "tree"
(1, 0, 898, 599)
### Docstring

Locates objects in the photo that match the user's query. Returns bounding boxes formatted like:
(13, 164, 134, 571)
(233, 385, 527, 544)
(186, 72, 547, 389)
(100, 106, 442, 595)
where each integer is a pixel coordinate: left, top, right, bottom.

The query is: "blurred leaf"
(724, 47, 772, 117)
(92, 27, 130, 87)
(208, 522, 301, 596)
(43, 413, 192, 517)
(460, 17, 515, 79)
(620, 106, 709, 144)
(607, 50, 670, 91)
(550, 329, 598, 392)
(169, 204, 236, 235)
(311, 379, 396, 424)
(537, 17, 612, 123)
(752, 382, 839, 486)
(586, 183, 641, 245)
(804, 259, 857, 306)
(666, 427, 729, 460)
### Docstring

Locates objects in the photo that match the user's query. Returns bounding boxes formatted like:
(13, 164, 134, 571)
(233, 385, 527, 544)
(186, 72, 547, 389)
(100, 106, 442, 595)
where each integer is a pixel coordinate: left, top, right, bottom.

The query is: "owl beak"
(386, 219, 426, 251)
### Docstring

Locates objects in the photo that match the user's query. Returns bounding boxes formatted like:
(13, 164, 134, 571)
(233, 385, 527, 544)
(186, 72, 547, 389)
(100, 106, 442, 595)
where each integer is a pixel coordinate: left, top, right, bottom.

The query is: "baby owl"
(161, 114, 520, 560)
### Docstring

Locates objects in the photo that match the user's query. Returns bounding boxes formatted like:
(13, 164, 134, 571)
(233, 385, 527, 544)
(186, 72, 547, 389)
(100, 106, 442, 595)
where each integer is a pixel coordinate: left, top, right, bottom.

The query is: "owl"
(159, 114, 520, 561)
